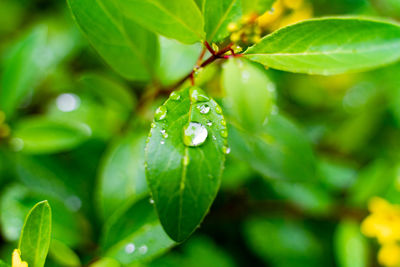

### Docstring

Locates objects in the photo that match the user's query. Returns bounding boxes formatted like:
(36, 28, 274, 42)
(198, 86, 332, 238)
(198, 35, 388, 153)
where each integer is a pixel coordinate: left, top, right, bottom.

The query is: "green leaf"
(241, 0, 274, 15)
(0, 26, 47, 117)
(90, 258, 120, 267)
(228, 114, 316, 181)
(145, 86, 227, 242)
(97, 133, 148, 219)
(0, 260, 9, 267)
(119, 0, 205, 44)
(67, 0, 158, 81)
(245, 17, 400, 75)
(222, 58, 276, 130)
(48, 240, 81, 267)
(102, 197, 175, 264)
(334, 220, 369, 267)
(203, 0, 242, 42)
(11, 117, 91, 154)
(19, 201, 52, 267)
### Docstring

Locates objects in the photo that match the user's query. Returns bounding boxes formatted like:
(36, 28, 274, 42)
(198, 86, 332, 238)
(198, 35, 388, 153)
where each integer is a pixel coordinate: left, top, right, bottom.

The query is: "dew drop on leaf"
(160, 129, 168, 138)
(125, 243, 135, 254)
(155, 105, 167, 121)
(190, 87, 210, 103)
(221, 119, 226, 126)
(206, 121, 212, 126)
(215, 105, 222, 114)
(223, 146, 231, 154)
(197, 104, 210, 114)
(220, 130, 228, 138)
(170, 91, 181, 101)
(149, 198, 154, 204)
(183, 122, 208, 147)
(139, 245, 148, 254)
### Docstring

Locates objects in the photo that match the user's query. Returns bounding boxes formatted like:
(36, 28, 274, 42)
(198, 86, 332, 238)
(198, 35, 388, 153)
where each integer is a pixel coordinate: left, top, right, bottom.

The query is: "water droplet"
(170, 91, 181, 101)
(190, 87, 209, 103)
(160, 140, 165, 145)
(125, 243, 135, 254)
(221, 119, 226, 126)
(206, 121, 213, 126)
(160, 129, 168, 138)
(139, 245, 148, 254)
(151, 122, 156, 128)
(223, 146, 231, 154)
(215, 106, 222, 114)
(197, 104, 210, 114)
(56, 93, 80, 112)
(65, 195, 82, 212)
(183, 122, 208, 147)
(155, 106, 167, 121)
(183, 154, 190, 165)
(149, 198, 154, 204)
(220, 130, 228, 138)
(212, 135, 217, 140)
(10, 138, 24, 152)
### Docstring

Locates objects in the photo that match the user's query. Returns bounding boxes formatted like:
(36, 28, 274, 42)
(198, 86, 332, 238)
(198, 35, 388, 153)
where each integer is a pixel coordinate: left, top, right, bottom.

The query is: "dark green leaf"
(245, 18, 400, 75)
(222, 58, 276, 131)
(11, 117, 91, 154)
(67, 0, 158, 81)
(145, 86, 227, 242)
(97, 133, 148, 219)
(334, 220, 369, 267)
(102, 197, 174, 264)
(203, 0, 242, 42)
(228, 114, 316, 181)
(119, 0, 205, 44)
(0, 260, 9, 267)
(241, 0, 274, 15)
(19, 201, 52, 267)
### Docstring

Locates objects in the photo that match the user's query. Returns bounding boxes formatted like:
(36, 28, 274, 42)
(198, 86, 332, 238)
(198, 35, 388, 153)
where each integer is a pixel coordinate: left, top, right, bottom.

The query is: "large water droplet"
(155, 106, 167, 121)
(190, 87, 209, 103)
(125, 243, 135, 254)
(139, 245, 148, 254)
(56, 93, 80, 112)
(197, 104, 210, 114)
(183, 122, 208, 147)
(170, 91, 181, 101)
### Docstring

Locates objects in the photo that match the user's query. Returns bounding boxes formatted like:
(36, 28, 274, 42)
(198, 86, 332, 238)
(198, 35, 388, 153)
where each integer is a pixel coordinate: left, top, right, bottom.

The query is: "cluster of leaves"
(1, 0, 400, 266)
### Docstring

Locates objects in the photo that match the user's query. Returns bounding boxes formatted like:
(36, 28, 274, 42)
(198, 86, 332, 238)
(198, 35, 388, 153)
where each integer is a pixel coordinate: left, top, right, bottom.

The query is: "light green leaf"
(19, 201, 52, 267)
(0, 26, 47, 117)
(241, 0, 274, 15)
(222, 58, 276, 130)
(228, 114, 316, 181)
(67, 0, 158, 81)
(145, 86, 227, 242)
(48, 240, 81, 267)
(203, 0, 242, 42)
(102, 197, 175, 264)
(245, 17, 400, 75)
(11, 117, 91, 154)
(119, 0, 205, 44)
(90, 258, 120, 267)
(97, 133, 148, 220)
(334, 220, 369, 267)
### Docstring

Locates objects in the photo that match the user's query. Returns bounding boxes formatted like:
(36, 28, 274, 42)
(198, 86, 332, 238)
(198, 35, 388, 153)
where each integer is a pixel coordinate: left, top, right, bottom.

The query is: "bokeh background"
(1, 0, 400, 266)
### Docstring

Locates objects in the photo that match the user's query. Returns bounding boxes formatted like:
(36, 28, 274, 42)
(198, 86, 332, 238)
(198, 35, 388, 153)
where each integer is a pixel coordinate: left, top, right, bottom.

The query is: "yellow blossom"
(378, 243, 400, 267)
(12, 249, 28, 267)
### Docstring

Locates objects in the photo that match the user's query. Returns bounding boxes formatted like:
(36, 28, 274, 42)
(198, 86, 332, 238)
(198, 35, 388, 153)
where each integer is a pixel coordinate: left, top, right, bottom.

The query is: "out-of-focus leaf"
(244, 218, 323, 267)
(90, 258, 120, 267)
(203, 0, 242, 42)
(48, 240, 81, 267)
(97, 133, 148, 219)
(101, 197, 175, 264)
(317, 158, 357, 191)
(222, 58, 276, 131)
(119, 0, 205, 44)
(374, 0, 400, 18)
(0, 26, 47, 117)
(11, 117, 91, 154)
(228, 114, 316, 181)
(145, 86, 227, 242)
(0, 260, 9, 267)
(245, 18, 400, 75)
(334, 220, 369, 267)
(157, 37, 202, 86)
(19, 201, 52, 267)
(241, 0, 274, 15)
(67, 0, 158, 81)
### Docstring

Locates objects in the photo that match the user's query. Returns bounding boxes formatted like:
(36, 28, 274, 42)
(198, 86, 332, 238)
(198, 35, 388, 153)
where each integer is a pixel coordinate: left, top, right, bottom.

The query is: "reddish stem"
(204, 41, 216, 55)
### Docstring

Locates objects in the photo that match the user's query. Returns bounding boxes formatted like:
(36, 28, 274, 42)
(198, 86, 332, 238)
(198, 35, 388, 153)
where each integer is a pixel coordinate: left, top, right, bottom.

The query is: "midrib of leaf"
(149, 0, 203, 39)
(33, 205, 45, 267)
(208, 0, 237, 41)
(94, 0, 153, 76)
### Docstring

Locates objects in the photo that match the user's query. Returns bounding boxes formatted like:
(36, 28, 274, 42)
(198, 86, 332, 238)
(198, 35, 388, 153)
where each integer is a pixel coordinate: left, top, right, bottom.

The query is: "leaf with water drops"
(145, 86, 227, 242)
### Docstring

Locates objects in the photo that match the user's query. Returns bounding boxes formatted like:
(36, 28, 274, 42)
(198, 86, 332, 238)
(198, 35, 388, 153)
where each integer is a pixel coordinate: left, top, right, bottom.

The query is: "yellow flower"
(378, 243, 400, 267)
(12, 249, 28, 267)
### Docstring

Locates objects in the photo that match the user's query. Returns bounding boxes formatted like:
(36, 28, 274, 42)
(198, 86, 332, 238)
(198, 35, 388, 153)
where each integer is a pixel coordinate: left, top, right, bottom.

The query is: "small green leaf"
(245, 17, 400, 75)
(145, 86, 227, 242)
(97, 133, 148, 219)
(11, 117, 91, 154)
(241, 0, 274, 15)
(222, 58, 276, 130)
(334, 220, 369, 267)
(67, 0, 158, 81)
(90, 258, 120, 267)
(203, 0, 242, 42)
(19, 201, 52, 267)
(228, 114, 316, 181)
(102, 197, 175, 264)
(0, 26, 47, 117)
(48, 240, 81, 267)
(119, 0, 205, 44)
